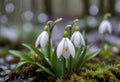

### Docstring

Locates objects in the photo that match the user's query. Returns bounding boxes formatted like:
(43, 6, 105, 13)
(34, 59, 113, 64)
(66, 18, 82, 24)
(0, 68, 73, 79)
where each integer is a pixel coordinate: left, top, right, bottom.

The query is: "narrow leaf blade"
(9, 50, 33, 61)
(23, 43, 44, 59)
(36, 63, 55, 76)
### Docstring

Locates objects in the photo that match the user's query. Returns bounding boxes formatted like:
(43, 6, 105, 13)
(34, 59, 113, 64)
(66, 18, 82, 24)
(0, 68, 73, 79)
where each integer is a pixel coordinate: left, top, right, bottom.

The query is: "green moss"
(9, 54, 120, 82)
(9, 64, 37, 78)
(55, 56, 120, 82)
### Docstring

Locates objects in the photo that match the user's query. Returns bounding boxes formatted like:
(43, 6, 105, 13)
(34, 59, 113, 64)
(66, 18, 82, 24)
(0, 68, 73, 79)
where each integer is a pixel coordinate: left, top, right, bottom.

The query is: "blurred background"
(1, 0, 120, 54)
(1, 0, 120, 81)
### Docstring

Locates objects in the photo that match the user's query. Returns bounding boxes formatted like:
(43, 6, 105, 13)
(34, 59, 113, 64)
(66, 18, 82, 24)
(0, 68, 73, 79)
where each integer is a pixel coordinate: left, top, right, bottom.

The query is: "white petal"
(62, 50, 70, 59)
(35, 34, 42, 47)
(99, 21, 106, 34)
(99, 20, 112, 34)
(67, 38, 75, 58)
(71, 32, 75, 42)
(106, 21, 112, 33)
(79, 32, 85, 46)
(57, 38, 65, 58)
(62, 38, 70, 59)
(40, 31, 49, 47)
(73, 32, 81, 47)
(108, 26, 112, 34)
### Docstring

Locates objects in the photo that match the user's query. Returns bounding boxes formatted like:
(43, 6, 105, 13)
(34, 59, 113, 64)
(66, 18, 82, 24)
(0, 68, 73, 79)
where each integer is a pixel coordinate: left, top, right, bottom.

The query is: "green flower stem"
(101, 34, 105, 51)
(70, 19, 79, 36)
(47, 18, 62, 59)
(71, 19, 79, 26)
(62, 58, 66, 78)
(48, 32, 52, 58)
(65, 59, 68, 69)
(69, 56, 73, 75)
(65, 19, 79, 37)
(104, 13, 111, 20)
(68, 26, 72, 37)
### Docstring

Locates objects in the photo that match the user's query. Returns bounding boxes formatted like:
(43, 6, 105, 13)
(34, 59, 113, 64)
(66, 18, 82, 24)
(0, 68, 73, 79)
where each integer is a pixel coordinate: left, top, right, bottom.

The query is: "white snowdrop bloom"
(71, 26, 85, 47)
(57, 31, 75, 59)
(35, 25, 49, 48)
(99, 20, 112, 34)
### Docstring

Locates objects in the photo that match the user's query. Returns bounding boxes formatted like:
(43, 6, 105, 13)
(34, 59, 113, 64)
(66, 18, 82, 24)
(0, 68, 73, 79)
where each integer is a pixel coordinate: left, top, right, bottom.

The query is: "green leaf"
(22, 43, 44, 59)
(78, 46, 87, 60)
(56, 58, 65, 78)
(22, 43, 31, 50)
(44, 57, 52, 67)
(73, 46, 87, 68)
(15, 61, 27, 68)
(51, 48, 57, 68)
(50, 48, 63, 77)
(80, 50, 100, 68)
(36, 68, 43, 72)
(36, 63, 55, 76)
(15, 61, 36, 68)
(9, 50, 33, 61)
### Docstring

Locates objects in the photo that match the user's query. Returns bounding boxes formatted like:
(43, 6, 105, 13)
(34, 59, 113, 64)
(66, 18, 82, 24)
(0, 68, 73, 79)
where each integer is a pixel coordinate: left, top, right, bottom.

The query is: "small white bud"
(99, 20, 112, 34)
(35, 31, 49, 48)
(71, 31, 85, 47)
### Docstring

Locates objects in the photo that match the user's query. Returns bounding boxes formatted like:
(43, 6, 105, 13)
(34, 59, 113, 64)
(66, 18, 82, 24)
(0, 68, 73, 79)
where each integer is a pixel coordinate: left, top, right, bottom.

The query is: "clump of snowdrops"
(10, 18, 100, 78)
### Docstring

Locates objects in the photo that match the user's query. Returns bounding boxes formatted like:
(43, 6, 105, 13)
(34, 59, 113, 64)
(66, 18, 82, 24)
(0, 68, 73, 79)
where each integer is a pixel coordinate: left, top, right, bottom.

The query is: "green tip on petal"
(44, 25, 49, 31)
(75, 26, 80, 31)
(104, 13, 111, 20)
(63, 31, 69, 37)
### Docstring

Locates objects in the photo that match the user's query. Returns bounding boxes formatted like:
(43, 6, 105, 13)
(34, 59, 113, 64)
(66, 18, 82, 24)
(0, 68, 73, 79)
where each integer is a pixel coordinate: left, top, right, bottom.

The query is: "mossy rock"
(8, 54, 120, 82)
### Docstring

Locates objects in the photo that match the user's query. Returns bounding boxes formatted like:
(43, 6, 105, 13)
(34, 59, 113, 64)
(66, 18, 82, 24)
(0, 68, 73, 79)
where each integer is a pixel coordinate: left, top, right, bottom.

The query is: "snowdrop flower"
(35, 25, 49, 48)
(57, 31, 75, 59)
(71, 26, 85, 47)
(98, 20, 112, 34)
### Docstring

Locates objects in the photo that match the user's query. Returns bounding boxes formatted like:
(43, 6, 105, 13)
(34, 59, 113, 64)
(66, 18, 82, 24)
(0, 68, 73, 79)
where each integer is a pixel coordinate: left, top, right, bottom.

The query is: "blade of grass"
(22, 43, 44, 59)
(9, 50, 33, 61)
(80, 50, 100, 68)
(36, 62, 55, 76)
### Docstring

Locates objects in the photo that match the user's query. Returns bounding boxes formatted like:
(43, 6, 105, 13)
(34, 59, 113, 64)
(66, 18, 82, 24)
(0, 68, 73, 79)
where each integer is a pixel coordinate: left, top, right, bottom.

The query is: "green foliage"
(9, 43, 100, 78)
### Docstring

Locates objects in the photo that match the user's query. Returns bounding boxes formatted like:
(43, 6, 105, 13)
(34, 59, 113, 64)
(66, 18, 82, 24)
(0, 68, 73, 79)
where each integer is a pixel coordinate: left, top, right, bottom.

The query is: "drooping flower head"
(35, 25, 49, 48)
(71, 26, 85, 47)
(99, 13, 112, 34)
(57, 31, 75, 59)
(98, 20, 112, 34)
